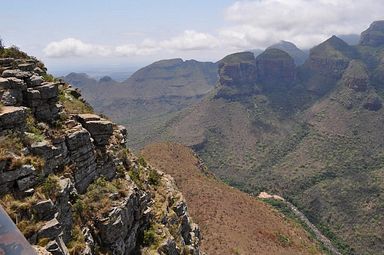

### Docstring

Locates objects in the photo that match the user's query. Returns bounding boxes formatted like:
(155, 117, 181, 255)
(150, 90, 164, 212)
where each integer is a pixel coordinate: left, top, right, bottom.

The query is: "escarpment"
(0, 49, 201, 254)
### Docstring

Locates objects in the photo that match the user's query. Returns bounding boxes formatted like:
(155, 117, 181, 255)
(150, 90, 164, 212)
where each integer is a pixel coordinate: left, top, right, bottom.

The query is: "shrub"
(148, 169, 161, 186)
(67, 225, 86, 255)
(40, 174, 61, 201)
(138, 156, 147, 167)
(142, 227, 157, 246)
(42, 73, 56, 82)
(0, 45, 29, 59)
(277, 233, 292, 247)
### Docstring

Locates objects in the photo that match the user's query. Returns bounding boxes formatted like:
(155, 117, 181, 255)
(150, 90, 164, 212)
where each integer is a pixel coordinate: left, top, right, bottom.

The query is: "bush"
(67, 225, 86, 255)
(148, 169, 161, 186)
(40, 174, 61, 201)
(0, 45, 29, 59)
(138, 156, 147, 167)
(142, 227, 157, 246)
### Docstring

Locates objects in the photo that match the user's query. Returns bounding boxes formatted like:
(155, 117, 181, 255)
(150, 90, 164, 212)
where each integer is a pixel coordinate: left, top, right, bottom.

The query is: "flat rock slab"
(1, 69, 31, 79)
(77, 113, 102, 123)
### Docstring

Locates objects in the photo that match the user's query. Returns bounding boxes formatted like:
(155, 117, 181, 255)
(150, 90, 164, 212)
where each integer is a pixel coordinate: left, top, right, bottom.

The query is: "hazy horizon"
(1, 0, 383, 76)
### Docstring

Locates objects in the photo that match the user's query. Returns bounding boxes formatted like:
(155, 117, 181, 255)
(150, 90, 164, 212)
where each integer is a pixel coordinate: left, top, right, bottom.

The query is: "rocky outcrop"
(256, 48, 295, 90)
(302, 35, 356, 95)
(0, 50, 201, 255)
(0, 58, 60, 122)
(342, 60, 369, 92)
(216, 52, 259, 99)
(360, 20, 384, 47)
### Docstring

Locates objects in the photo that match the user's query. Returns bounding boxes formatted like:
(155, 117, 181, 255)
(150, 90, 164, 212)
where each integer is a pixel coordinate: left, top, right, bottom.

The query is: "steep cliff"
(0, 48, 200, 254)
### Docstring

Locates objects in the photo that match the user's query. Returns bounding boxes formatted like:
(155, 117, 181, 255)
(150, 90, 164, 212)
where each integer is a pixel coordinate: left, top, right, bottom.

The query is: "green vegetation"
(137, 156, 148, 167)
(142, 225, 158, 246)
(58, 87, 93, 114)
(39, 174, 61, 201)
(276, 233, 292, 247)
(0, 192, 46, 239)
(67, 225, 86, 255)
(148, 169, 161, 186)
(0, 45, 29, 59)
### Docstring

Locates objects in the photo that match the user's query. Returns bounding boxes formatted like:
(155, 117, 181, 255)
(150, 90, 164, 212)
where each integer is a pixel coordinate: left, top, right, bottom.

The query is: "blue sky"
(1, 0, 383, 76)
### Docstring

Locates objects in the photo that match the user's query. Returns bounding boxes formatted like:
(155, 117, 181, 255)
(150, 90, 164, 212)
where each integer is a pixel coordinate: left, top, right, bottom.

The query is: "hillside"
(141, 142, 325, 255)
(62, 59, 217, 149)
(165, 21, 384, 254)
(0, 47, 201, 254)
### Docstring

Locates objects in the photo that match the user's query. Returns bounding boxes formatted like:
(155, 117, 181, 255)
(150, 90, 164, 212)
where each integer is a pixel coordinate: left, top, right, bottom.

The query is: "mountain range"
(63, 59, 217, 149)
(60, 21, 384, 254)
(163, 21, 384, 255)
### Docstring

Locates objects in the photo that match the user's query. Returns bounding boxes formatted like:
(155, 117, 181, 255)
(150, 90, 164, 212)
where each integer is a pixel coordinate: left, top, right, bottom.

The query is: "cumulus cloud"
(221, 0, 384, 49)
(160, 30, 219, 51)
(43, 38, 112, 58)
(44, 30, 219, 58)
(44, 1, 384, 58)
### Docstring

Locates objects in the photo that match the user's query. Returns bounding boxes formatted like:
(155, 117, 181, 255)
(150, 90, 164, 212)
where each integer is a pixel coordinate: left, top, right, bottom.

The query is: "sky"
(1, 0, 384, 77)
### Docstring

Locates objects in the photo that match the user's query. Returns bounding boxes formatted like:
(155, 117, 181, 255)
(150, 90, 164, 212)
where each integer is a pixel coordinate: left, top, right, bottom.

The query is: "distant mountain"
(164, 21, 384, 254)
(268, 41, 308, 65)
(337, 34, 360, 45)
(62, 58, 218, 149)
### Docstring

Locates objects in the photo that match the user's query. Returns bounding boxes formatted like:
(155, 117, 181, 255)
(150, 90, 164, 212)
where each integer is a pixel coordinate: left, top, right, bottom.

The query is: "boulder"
(1, 90, 18, 106)
(158, 239, 179, 255)
(28, 75, 43, 87)
(32, 199, 57, 221)
(0, 106, 28, 131)
(45, 237, 69, 255)
(37, 218, 62, 240)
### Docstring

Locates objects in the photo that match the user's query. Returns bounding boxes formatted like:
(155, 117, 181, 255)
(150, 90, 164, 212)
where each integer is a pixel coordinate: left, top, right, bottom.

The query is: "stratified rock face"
(342, 60, 369, 92)
(360, 20, 384, 47)
(303, 35, 355, 95)
(0, 51, 201, 255)
(0, 58, 60, 122)
(216, 52, 259, 99)
(256, 48, 295, 89)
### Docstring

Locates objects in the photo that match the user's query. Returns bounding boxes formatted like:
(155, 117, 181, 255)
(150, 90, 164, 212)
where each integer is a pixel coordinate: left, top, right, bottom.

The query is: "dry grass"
(0, 191, 47, 239)
(141, 143, 324, 255)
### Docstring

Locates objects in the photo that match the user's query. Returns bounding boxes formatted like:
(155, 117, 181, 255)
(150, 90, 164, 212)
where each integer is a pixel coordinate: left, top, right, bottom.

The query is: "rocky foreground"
(0, 49, 200, 254)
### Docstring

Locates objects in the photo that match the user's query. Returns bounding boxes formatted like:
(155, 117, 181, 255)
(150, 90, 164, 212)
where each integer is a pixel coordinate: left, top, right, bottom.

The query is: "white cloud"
(44, 30, 219, 58)
(44, 1, 384, 59)
(160, 30, 219, 51)
(221, 0, 384, 49)
(43, 38, 112, 58)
